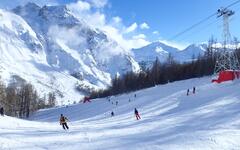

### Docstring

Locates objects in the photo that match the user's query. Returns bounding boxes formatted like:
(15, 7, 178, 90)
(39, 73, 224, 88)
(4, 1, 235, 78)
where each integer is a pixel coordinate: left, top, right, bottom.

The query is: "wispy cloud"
(67, 1, 150, 49)
(159, 40, 189, 50)
(124, 23, 138, 34)
(68, 1, 91, 12)
(140, 22, 150, 29)
(85, 0, 108, 8)
(48, 25, 87, 49)
(112, 16, 122, 24)
(133, 34, 146, 39)
(1, 0, 150, 50)
(153, 31, 159, 35)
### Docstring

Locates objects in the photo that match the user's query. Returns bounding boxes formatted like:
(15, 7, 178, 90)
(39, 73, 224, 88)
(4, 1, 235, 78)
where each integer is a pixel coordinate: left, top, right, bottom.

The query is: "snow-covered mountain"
(132, 41, 207, 68)
(0, 3, 139, 104)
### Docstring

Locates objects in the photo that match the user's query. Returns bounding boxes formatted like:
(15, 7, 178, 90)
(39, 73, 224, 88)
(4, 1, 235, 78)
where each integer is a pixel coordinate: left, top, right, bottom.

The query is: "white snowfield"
(1, 77, 240, 150)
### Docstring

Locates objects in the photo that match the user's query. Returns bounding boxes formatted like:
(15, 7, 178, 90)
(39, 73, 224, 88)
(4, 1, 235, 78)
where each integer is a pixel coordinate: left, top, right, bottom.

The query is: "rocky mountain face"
(0, 3, 139, 104)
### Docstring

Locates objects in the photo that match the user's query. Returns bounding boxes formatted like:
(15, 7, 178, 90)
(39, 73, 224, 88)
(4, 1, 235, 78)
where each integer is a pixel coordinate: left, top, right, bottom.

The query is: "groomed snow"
(1, 77, 240, 150)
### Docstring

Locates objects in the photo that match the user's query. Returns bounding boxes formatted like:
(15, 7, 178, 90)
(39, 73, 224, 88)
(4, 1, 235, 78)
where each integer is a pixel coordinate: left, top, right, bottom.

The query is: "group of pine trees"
(90, 39, 240, 99)
(0, 76, 57, 118)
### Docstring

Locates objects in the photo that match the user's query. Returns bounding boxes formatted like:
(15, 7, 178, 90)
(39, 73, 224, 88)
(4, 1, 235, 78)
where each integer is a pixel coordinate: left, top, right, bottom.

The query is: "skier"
(187, 89, 189, 96)
(59, 114, 69, 130)
(134, 108, 141, 120)
(0, 107, 4, 116)
(111, 111, 114, 117)
(193, 86, 196, 94)
(83, 96, 91, 103)
(134, 94, 136, 98)
(116, 101, 118, 106)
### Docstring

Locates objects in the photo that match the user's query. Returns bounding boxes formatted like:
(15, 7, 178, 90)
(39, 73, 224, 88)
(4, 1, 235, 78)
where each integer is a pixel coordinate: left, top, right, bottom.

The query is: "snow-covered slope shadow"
(1, 77, 240, 150)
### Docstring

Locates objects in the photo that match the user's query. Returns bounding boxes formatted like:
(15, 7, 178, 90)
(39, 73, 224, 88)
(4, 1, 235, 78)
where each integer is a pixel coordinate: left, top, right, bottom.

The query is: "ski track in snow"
(1, 77, 240, 150)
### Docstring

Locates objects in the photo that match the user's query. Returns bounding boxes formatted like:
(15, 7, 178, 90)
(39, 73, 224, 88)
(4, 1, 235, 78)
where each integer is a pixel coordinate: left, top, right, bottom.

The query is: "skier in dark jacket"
(193, 86, 196, 94)
(134, 108, 141, 120)
(83, 96, 91, 103)
(59, 114, 69, 130)
(187, 89, 190, 96)
(0, 107, 4, 116)
(111, 111, 114, 117)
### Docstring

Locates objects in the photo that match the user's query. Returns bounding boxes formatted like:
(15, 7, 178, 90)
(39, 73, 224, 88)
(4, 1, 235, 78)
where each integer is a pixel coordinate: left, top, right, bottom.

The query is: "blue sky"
(70, 0, 240, 48)
(1, 0, 240, 49)
(104, 0, 240, 44)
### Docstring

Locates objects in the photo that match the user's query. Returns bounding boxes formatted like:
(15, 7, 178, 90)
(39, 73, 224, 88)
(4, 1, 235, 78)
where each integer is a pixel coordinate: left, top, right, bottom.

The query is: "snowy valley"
(1, 77, 240, 149)
(0, 0, 240, 149)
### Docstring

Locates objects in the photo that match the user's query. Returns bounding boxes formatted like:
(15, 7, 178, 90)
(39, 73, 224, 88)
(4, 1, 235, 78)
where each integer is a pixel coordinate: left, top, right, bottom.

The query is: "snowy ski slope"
(1, 77, 240, 150)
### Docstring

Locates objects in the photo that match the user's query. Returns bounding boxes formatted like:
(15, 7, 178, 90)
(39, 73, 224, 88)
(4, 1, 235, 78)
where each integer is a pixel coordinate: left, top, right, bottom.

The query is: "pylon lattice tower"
(213, 7, 240, 75)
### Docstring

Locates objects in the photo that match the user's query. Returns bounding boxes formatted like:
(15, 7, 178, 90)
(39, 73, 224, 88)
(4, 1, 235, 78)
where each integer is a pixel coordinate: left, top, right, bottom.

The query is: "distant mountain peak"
(132, 41, 207, 68)
(40, 4, 70, 17)
(13, 2, 41, 16)
(25, 2, 40, 9)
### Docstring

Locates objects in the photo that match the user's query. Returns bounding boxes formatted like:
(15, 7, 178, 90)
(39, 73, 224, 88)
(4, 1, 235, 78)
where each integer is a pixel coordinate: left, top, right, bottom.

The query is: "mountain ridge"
(0, 3, 140, 104)
(132, 41, 207, 68)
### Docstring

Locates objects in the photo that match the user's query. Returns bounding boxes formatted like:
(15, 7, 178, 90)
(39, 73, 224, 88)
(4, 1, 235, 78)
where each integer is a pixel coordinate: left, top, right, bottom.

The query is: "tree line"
(0, 76, 57, 118)
(90, 39, 240, 99)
